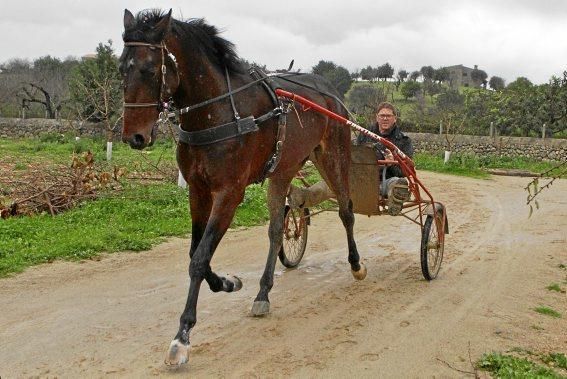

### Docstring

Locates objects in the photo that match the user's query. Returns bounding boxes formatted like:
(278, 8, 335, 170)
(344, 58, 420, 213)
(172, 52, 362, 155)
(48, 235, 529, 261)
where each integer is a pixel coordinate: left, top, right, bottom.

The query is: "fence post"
(106, 141, 113, 161)
(542, 123, 546, 139)
(178, 171, 187, 189)
(439, 120, 443, 135)
(490, 122, 494, 138)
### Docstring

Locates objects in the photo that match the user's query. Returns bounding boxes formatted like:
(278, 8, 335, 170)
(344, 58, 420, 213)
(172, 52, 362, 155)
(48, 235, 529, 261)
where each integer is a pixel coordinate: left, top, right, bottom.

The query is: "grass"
(413, 152, 564, 178)
(0, 183, 188, 276)
(534, 306, 562, 318)
(546, 283, 564, 293)
(414, 152, 488, 178)
(0, 182, 269, 277)
(1, 135, 563, 276)
(542, 353, 567, 370)
(0, 133, 177, 170)
(477, 352, 564, 378)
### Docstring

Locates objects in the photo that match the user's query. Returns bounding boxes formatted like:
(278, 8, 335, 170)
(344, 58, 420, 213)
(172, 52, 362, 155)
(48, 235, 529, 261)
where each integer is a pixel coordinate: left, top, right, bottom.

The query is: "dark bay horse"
(120, 8, 366, 365)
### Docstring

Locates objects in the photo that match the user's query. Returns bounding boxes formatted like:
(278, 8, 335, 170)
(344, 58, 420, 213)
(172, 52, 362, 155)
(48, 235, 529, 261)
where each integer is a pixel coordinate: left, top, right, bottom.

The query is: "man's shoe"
(387, 178, 410, 216)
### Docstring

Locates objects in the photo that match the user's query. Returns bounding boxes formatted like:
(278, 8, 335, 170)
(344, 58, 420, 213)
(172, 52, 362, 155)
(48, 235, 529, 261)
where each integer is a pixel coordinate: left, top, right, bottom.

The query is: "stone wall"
(0, 118, 111, 139)
(406, 132, 567, 162)
(1, 118, 566, 162)
(0, 117, 172, 140)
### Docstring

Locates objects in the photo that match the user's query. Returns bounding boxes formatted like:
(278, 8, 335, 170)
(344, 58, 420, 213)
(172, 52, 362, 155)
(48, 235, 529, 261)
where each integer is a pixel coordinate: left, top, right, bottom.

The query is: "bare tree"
(69, 40, 122, 160)
(17, 56, 77, 119)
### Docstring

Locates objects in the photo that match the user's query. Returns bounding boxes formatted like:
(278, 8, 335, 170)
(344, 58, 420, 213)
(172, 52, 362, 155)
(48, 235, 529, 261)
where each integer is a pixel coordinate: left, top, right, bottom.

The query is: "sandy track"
(1, 172, 566, 378)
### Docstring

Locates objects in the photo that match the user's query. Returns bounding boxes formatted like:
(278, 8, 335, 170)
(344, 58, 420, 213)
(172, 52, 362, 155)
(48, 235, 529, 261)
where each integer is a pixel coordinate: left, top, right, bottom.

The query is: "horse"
(120, 8, 366, 366)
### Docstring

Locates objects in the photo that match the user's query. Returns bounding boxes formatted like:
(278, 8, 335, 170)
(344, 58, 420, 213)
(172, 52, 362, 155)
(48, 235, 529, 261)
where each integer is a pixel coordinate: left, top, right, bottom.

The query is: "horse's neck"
(173, 52, 238, 129)
(178, 55, 224, 104)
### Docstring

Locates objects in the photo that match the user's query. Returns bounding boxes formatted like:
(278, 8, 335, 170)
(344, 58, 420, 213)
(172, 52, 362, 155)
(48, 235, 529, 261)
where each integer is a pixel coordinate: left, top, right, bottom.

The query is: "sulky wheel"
(278, 206, 309, 268)
(420, 212, 445, 280)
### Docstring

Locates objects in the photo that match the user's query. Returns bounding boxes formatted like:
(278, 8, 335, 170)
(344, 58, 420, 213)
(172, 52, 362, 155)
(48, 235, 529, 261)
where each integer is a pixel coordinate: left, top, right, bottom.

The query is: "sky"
(1, 0, 565, 84)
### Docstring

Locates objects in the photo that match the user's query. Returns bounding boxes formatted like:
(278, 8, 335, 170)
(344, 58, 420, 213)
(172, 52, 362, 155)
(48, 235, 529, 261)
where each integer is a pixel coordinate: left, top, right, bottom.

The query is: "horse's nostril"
(129, 134, 146, 149)
(133, 134, 145, 145)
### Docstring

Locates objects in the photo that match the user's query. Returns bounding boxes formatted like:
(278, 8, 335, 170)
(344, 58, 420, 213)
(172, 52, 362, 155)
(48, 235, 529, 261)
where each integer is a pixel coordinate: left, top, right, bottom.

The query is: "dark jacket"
(354, 123, 414, 178)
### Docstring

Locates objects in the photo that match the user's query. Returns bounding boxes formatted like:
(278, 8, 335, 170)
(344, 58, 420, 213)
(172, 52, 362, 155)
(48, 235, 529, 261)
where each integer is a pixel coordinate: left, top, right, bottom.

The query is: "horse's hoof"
(351, 263, 367, 280)
(227, 275, 243, 292)
(164, 339, 190, 366)
(251, 301, 270, 316)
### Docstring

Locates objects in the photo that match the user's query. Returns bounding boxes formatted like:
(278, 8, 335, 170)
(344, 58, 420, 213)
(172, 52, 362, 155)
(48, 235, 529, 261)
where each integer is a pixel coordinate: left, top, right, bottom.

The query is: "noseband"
(122, 41, 178, 113)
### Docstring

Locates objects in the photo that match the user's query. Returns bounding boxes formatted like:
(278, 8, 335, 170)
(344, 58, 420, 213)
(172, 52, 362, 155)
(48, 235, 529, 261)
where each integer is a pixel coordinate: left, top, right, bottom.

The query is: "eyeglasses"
(377, 114, 395, 119)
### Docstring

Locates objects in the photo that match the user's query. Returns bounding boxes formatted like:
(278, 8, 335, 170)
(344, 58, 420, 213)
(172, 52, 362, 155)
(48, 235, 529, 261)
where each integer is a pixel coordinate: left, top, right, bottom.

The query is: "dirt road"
(1, 172, 566, 378)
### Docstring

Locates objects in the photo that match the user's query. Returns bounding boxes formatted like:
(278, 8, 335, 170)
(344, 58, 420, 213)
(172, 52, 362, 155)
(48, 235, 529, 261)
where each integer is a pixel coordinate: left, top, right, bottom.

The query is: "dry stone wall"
(1, 118, 565, 162)
(0, 118, 110, 139)
(406, 132, 567, 162)
(0, 118, 171, 139)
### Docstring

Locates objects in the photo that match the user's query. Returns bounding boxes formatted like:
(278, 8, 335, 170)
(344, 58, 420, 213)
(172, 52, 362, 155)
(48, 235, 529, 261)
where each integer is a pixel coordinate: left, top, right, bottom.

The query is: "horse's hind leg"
(314, 143, 366, 280)
(251, 173, 295, 316)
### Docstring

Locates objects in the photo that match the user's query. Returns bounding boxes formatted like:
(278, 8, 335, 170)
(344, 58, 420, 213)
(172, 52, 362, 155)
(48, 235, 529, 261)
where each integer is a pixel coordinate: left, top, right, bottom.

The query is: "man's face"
(376, 108, 397, 134)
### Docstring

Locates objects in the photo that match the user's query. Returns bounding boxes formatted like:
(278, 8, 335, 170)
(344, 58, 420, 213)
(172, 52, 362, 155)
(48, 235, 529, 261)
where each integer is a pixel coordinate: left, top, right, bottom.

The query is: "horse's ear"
(124, 9, 135, 30)
(154, 9, 173, 39)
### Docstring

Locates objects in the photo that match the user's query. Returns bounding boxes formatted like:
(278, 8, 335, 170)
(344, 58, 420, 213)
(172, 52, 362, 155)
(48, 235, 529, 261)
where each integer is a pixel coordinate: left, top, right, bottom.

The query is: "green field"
(0, 135, 562, 277)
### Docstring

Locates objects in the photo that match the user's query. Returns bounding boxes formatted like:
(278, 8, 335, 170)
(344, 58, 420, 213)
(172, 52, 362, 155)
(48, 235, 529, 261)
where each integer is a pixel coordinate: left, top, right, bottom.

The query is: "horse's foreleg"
(165, 190, 244, 366)
(188, 183, 211, 259)
(251, 176, 290, 316)
(187, 183, 241, 292)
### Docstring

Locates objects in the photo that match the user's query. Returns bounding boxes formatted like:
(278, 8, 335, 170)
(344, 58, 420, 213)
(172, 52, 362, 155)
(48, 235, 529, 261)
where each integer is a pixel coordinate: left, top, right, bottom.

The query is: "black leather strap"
(178, 116, 258, 146)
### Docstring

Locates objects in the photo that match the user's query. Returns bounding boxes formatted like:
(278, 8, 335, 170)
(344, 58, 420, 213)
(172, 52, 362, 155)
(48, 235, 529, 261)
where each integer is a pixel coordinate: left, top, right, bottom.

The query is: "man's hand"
(384, 149, 394, 161)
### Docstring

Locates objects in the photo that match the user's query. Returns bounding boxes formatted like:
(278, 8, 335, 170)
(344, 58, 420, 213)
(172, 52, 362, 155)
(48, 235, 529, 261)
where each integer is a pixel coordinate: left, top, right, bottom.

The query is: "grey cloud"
(1, 0, 565, 84)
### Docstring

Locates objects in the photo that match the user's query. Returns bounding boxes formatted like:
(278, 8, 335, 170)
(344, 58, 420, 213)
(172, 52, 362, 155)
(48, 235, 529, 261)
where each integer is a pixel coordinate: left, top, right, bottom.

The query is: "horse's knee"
(268, 218, 284, 241)
(189, 257, 207, 278)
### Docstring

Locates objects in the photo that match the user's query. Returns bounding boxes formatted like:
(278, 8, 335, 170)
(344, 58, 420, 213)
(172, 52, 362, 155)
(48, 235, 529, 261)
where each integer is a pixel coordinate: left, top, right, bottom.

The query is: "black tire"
(278, 206, 309, 268)
(420, 213, 445, 280)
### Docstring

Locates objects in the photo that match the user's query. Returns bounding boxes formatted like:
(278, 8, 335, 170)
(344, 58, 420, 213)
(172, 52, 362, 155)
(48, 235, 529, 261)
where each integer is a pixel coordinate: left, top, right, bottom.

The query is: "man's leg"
(384, 177, 410, 215)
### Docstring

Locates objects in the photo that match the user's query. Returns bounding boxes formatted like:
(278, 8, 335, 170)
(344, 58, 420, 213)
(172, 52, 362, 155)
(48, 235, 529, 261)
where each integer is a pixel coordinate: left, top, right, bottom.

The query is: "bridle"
(122, 41, 178, 115)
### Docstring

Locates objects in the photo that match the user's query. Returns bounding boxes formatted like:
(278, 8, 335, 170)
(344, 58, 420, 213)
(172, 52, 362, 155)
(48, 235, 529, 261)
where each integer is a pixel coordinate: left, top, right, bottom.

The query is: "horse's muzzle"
(124, 133, 147, 150)
(122, 124, 158, 150)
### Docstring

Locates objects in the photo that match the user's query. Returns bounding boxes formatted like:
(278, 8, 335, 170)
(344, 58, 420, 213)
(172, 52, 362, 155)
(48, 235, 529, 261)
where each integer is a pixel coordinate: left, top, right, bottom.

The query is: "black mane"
(123, 9, 243, 73)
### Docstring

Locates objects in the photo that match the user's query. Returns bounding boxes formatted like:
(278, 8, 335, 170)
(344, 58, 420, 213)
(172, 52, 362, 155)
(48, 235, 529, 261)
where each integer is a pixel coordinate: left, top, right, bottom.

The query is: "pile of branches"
(0, 151, 124, 218)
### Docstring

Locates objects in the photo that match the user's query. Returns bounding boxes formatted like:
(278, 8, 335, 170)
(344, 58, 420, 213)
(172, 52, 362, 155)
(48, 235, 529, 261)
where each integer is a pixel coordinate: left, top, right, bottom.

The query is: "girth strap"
(249, 67, 288, 178)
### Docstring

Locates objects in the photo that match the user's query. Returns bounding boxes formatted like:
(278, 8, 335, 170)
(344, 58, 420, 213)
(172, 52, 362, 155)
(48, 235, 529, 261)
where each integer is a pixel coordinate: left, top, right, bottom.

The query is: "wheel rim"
(282, 208, 307, 265)
(427, 216, 444, 276)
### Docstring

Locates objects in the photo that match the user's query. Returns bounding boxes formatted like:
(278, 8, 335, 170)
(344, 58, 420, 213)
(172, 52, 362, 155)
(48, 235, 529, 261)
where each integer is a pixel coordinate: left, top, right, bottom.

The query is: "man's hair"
(376, 102, 397, 116)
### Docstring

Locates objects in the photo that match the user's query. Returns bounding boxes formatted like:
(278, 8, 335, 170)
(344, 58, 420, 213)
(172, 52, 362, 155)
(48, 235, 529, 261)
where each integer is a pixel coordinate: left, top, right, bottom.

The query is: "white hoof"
(251, 301, 270, 316)
(164, 339, 190, 366)
(226, 275, 243, 292)
(351, 263, 367, 280)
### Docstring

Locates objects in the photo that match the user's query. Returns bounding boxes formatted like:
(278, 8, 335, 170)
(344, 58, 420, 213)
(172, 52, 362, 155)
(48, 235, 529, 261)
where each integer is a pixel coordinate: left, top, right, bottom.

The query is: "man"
(355, 102, 414, 215)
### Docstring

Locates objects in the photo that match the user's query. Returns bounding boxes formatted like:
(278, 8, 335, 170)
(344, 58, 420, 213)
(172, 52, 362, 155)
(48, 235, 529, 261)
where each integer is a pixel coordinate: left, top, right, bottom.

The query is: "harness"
(123, 41, 294, 178)
(122, 42, 347, 178)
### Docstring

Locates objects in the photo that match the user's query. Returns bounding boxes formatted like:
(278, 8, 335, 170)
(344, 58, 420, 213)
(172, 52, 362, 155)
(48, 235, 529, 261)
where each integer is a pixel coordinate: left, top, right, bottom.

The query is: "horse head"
(120, 9, 180, 149)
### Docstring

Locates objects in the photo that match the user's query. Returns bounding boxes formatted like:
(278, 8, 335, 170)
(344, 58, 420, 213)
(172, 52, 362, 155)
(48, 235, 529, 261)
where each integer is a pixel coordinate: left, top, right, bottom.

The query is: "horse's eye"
(140, 66, 157, 76)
